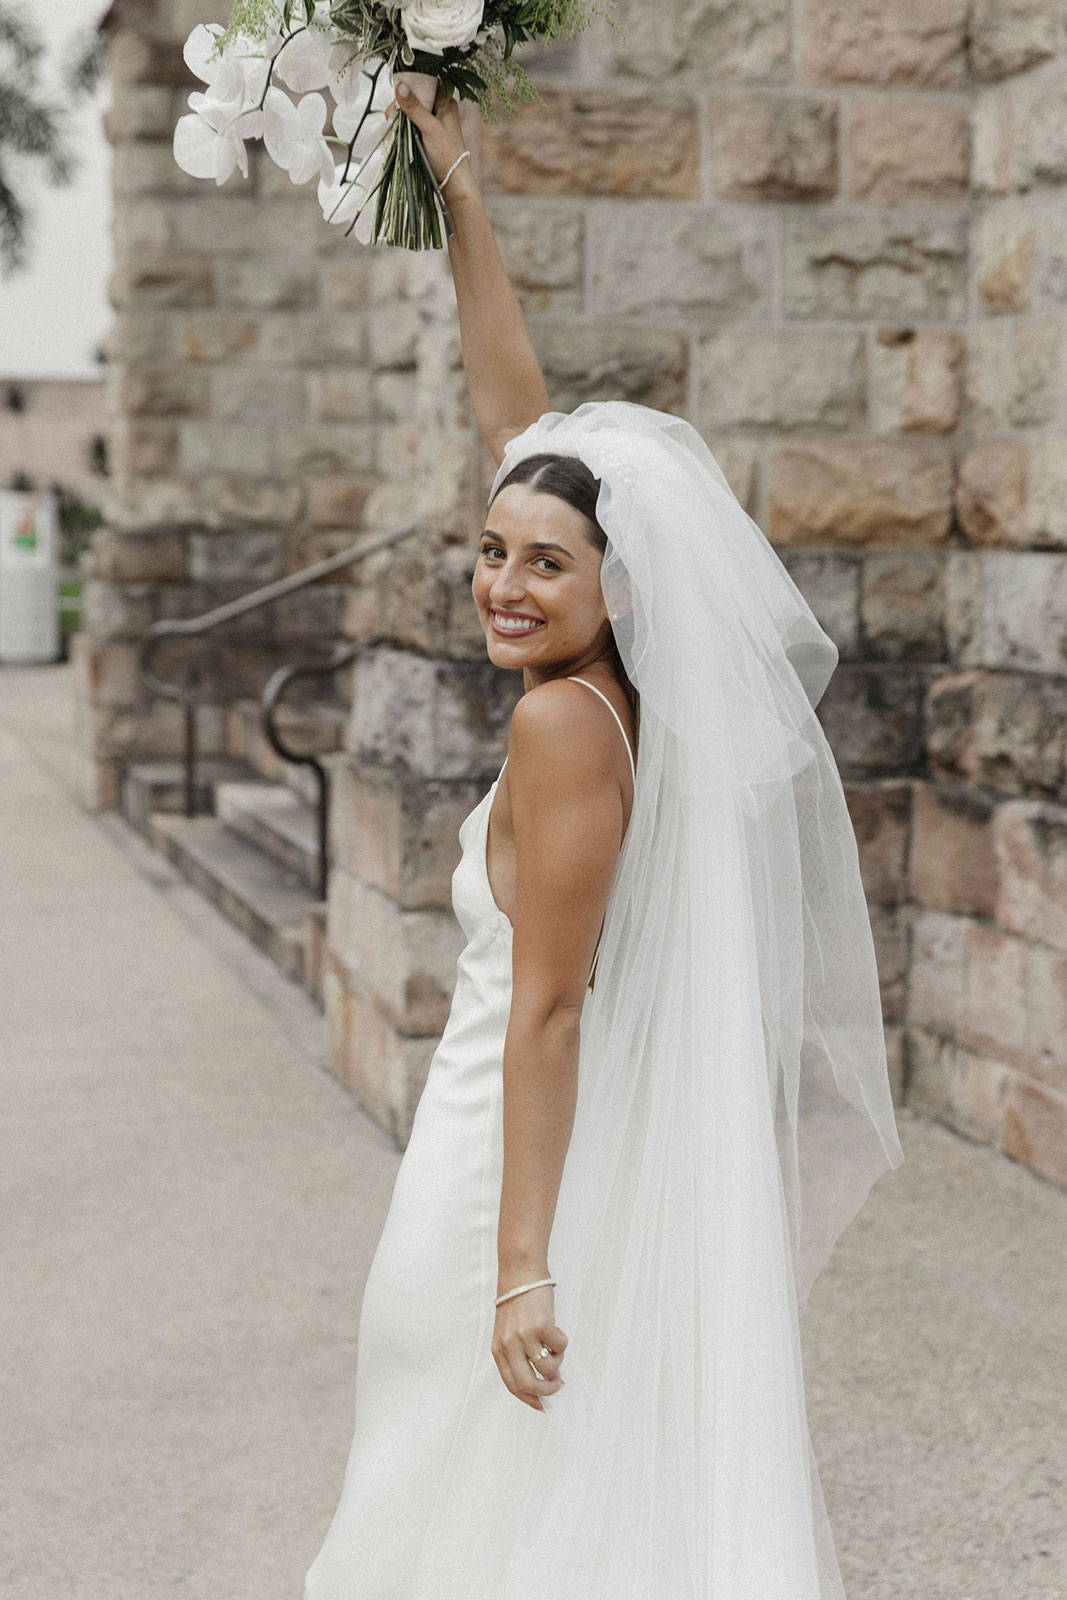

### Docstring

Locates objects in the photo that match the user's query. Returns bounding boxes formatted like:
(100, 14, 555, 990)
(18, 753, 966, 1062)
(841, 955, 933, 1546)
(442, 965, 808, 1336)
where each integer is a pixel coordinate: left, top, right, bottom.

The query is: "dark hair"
(489, 451, 639, 737)
(490, 452, 607, 551)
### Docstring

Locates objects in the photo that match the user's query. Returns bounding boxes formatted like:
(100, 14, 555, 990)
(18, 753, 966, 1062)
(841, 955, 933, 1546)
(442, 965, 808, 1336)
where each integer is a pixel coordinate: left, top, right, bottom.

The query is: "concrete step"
(225, 698, 347, 802)
(122, 756, 255, 834)
(148, 813, 322, 987)
(215, 781, 319, 892)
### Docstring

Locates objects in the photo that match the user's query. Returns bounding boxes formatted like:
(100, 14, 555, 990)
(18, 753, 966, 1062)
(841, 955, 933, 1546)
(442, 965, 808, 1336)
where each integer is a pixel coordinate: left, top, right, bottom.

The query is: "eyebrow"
(480, 530, 575, 559)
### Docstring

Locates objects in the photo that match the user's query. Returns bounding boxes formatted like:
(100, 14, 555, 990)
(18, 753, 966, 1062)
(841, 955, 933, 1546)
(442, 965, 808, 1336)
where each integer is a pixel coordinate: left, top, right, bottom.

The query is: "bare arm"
(393, 85, 550, 463)
(490, 681, 629, 1409)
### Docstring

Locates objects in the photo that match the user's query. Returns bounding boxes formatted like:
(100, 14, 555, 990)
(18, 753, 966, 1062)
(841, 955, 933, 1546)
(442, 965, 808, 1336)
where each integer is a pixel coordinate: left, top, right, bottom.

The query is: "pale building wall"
(0, 378, 109, 500)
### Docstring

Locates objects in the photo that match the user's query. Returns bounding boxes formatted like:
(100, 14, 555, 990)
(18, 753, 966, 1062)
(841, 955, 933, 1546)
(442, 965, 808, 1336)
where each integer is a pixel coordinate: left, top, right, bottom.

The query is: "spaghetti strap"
(564, 676, 637, 786)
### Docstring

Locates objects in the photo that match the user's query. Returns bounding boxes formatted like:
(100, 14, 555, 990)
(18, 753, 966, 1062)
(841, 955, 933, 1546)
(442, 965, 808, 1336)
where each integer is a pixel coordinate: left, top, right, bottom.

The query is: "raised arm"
(393, 83, 550, 464)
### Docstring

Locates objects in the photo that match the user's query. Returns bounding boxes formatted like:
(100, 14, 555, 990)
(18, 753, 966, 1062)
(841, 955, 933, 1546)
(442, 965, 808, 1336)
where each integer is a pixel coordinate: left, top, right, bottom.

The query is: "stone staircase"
(122, 698, 348, 1006)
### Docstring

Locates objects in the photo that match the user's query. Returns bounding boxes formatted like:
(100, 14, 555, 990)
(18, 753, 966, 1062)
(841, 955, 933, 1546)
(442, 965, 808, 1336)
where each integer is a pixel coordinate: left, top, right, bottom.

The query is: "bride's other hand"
(492, 1289, 567, 1412)
(391, 84, 475, 197)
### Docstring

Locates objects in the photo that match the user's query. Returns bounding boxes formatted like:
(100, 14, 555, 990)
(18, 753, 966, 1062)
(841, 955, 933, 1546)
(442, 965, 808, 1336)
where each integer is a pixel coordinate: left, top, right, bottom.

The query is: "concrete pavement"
(1, 665, 1065, 1599)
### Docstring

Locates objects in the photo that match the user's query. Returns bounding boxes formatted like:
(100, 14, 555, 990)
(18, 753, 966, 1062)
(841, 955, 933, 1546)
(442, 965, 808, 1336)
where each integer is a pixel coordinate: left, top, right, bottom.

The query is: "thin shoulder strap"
(564, 676, 637, 786)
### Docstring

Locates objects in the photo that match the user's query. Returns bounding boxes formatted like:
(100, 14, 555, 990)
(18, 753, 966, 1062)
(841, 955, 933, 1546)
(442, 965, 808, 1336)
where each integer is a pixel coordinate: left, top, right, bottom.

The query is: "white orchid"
(173, 50, 266, 184)
(333, 65, 393, 154)
(317, 145, 387, 244)
(271, 23, 333, 91)
(262, 86, 335, 186)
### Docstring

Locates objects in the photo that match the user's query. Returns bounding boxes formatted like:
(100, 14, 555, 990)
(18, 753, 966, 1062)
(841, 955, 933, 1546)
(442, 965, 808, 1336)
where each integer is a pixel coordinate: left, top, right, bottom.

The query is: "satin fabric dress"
(304, 677, 637, 1600)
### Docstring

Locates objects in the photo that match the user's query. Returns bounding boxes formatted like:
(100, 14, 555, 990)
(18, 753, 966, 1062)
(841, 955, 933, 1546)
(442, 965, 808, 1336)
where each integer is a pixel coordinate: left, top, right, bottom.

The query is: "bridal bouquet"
(173, 0, 608, 250)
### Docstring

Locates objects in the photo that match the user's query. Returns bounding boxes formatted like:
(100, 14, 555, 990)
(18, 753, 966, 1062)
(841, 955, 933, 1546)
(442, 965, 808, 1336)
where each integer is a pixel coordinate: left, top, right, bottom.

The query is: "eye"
(535, 556, 561, 572)
(480, 542, 504, 560)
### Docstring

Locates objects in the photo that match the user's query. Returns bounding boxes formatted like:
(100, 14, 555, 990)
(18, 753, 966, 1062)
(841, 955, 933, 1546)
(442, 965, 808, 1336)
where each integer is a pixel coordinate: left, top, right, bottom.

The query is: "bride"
(304, 78, 904, 1600)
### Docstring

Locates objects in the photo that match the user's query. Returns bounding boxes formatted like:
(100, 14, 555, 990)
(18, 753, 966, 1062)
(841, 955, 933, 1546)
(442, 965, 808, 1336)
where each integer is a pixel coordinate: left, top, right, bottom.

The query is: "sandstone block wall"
(89, 0, 1067, 1183)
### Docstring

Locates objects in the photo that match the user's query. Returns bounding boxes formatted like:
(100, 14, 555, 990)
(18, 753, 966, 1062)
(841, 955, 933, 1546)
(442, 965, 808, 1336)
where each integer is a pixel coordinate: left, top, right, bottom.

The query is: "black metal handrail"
(261, 645, 360, 899)
(139, 520, 425, 821)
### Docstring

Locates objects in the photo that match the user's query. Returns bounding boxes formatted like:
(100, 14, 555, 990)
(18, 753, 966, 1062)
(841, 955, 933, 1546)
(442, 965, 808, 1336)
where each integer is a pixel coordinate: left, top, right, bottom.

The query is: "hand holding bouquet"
(173, 0, 611, 250)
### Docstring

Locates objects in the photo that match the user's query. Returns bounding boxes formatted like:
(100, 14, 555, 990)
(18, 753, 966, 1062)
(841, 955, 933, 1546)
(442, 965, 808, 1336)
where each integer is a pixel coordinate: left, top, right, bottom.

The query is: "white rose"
(400, 0, 485, 55)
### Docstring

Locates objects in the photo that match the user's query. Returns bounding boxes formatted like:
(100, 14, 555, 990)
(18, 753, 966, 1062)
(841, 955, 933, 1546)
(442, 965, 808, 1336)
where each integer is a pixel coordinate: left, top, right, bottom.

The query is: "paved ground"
(1, 664, 1065, 1600)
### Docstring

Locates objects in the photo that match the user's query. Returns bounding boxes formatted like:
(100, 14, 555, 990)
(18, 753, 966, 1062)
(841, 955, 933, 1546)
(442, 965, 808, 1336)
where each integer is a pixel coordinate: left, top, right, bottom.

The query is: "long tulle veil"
(478, 401, 905, 1600)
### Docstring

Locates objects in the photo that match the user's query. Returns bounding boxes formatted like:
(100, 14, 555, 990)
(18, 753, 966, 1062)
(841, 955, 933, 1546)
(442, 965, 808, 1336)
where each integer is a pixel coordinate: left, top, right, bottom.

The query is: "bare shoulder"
(507, 678, 622, 788)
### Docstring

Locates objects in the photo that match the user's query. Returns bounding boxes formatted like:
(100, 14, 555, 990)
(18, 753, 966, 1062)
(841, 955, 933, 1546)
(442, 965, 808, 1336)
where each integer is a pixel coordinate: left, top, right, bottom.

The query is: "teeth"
(493, 613, 544, 631)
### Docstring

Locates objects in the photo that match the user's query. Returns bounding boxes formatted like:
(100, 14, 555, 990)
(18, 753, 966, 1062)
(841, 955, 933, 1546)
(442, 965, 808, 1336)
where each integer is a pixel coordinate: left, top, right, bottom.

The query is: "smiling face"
(472, 483, 615, 687)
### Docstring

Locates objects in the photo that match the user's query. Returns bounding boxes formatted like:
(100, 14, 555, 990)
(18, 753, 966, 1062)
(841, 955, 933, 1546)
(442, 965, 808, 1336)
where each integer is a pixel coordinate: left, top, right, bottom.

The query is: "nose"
(489, 562, 527, 605)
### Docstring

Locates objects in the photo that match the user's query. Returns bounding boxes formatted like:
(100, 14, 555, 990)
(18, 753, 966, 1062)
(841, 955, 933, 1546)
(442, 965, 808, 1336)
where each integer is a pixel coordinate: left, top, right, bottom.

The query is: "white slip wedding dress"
(304, 675, 637, 1600)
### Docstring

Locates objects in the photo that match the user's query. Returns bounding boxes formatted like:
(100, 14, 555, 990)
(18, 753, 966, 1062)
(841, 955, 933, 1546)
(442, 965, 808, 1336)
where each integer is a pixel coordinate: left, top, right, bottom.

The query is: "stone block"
(102, 311, 177, 365)
(110, 251, 215, 309)
(844, 778, 913, 904)
(905, 907, 968, 1035)
(611, 0, 791, 82)
(871, 328, 963, 435)
(103, 474, 204, 531)
(1002, 1075, 1067, 1185)
(216, 257, 319, 310)
(698, 326, 864, 432)
(112, 142, 209, 198)
(106, 27, 189, 89)
(1027, 438, 1067, 549)
(924, 668, 1067, 800)
(908, 781, 999, 917)
(960, 920, 1031, 1070)
(767, 439, 955, 547)
(327, 868, 463, 1033)
(187, 529, 286, 582)
(81, 579, 155, 642)
(70, 635, 145, 710)
(320, 258, 375, 310)
(846, 97, 968, 201)
(110, 418, 180, 477)
(777, 550, 861, 657)
(589, 205, 772, 320)
(178, 421, 274, 477)
(974, 208, 1037, 313)
(816, 663, 928, 776)
(180, 315, 260, 362)
(870, 900, 910, 1020)
(1012, 62, 1067, 190)
(322, 955, 438, 1146)
(210, 367, 307, 423)
(274, 425, 375, 477)
(965, 320, 1060, 431)
(861, 550, 946, 661)
(946, 550, 1067, 675)
(367, 303, 421, 370)
(258, 310, 368, 367)
(956, 440, 1027, 547)
(349, 647, 519, 779)
(479, 90, 701, 200)
(533, 325, 687, 414)
(106, 81, 180, 141)
(709, 93, 838, 200)
(200, 476, 305, 528)
(482, 198, 585, 313)
(308, 478, 373, 528)
(800, 0, 969, 87)
(704, 437, 760, 515)
(169, 197, 267, 256)
(905, 1028, 1010, 1145)
(268, 584, 345, 640)
(968, 0, 1061, 83)
(118, 366, 209, 417)
(372, 372, 417, 424)
(91, 527, 186, 583)
(994, 798, 1067, 955)
(783, 209, 967, 320)
(310, 372, 375, 423)
(112, 197, 173, 254)
(330, 761, 483, 909)
(970, 83, 1015, 195)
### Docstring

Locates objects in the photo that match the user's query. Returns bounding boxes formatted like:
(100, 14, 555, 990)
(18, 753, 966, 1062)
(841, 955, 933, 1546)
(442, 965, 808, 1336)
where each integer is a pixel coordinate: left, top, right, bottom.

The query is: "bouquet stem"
(372, 70, 451, 250)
